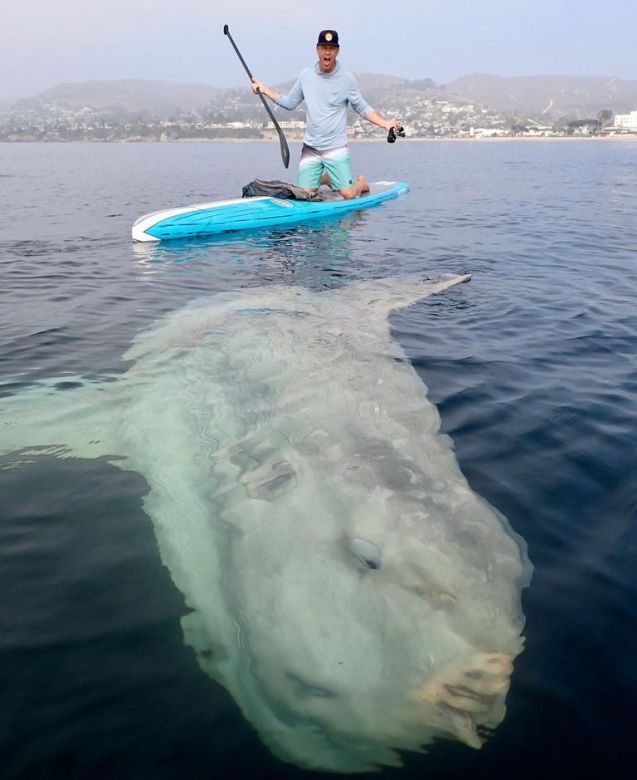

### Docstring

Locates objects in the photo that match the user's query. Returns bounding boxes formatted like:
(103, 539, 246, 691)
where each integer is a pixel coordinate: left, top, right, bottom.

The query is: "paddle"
(223, 24, 291, 169)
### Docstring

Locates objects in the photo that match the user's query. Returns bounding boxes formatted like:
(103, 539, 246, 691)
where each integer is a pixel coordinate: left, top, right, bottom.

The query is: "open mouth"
(318, 47, 337, 69)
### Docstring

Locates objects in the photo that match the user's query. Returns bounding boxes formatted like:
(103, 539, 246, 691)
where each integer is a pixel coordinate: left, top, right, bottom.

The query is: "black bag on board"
(241, 179, 325, 201)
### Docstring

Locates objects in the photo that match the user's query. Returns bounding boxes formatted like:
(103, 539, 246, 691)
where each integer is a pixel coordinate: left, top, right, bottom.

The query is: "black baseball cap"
(317, 30, 339, 46)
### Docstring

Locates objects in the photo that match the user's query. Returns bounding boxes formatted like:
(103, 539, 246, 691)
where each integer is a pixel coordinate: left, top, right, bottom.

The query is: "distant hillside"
(353, 73, 412, 94)
(269, 73, 437, 118)
(7, 73, 637, 121)
(15, 79, 224, 116)
(446, 74, 637, 118)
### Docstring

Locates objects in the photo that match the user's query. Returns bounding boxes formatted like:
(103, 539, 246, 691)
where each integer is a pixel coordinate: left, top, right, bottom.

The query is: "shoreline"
(2, 134, 636, 144)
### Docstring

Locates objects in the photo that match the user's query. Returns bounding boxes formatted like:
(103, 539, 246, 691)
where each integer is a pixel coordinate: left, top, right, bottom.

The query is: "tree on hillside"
(597, 110, 613, 129)
(408, 78, 437, 91)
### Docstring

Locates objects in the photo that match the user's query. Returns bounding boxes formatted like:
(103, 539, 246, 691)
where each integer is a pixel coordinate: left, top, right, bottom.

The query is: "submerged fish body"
(1, 275, 532, 772)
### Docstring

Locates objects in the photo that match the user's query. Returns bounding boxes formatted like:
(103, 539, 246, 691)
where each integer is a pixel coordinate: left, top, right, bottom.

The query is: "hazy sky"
(2, 0, 636, 99)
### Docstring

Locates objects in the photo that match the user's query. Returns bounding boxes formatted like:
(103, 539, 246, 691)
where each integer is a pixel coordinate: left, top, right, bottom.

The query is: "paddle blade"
(280, 135, 290, 168)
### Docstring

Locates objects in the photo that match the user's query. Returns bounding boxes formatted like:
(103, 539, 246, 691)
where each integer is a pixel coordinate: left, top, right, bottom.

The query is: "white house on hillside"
(612, 110, 637, 131)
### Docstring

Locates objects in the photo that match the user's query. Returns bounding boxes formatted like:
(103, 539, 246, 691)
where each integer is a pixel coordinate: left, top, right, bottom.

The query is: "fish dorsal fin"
(334, 274, 471, 319)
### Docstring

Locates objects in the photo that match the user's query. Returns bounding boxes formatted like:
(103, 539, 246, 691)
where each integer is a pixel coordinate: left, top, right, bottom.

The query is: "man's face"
(316, 44, 339, 73)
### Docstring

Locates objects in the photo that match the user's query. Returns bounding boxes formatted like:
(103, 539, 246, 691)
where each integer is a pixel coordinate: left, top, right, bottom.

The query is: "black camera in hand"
(387, 125, 405, 143)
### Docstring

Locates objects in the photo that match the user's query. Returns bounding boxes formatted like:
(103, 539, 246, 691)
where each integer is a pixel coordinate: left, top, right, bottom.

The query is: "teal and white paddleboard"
(132, 181, 410, 242)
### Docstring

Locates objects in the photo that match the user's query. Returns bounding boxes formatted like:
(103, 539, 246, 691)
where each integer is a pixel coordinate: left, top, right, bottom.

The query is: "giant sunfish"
(1, 274, 532, 772)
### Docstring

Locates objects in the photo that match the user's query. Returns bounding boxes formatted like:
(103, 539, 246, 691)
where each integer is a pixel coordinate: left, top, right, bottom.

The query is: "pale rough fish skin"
(0, 274, 532, 772)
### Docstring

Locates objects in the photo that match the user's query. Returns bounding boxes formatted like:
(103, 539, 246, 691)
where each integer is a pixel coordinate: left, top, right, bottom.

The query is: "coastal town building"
(612, 110, 637, 131)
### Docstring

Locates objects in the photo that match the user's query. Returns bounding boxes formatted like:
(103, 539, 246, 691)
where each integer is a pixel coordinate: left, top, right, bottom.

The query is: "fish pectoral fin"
(222, 434, 298, 500)
(240, 458, 297, 500)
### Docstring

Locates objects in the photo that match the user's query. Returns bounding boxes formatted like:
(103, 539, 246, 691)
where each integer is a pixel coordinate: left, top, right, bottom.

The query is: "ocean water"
(1, 139, 636, 779)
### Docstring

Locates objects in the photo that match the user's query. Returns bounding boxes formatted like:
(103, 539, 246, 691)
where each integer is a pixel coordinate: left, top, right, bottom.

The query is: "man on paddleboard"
(251, 29, 402, 200)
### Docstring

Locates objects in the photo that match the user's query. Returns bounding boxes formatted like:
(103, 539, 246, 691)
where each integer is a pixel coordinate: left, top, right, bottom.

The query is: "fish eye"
(348, 537, 382, 570)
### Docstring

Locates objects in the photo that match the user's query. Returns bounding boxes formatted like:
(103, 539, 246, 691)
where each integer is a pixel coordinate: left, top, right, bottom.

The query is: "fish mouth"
(414, 652, 515, 748)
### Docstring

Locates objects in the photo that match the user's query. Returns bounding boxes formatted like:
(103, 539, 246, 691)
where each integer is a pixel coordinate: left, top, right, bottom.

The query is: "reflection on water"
(132, 212, 366, 286)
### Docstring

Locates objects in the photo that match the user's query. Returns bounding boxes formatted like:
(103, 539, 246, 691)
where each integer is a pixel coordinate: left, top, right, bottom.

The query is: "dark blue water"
(1, 140, 636, 778)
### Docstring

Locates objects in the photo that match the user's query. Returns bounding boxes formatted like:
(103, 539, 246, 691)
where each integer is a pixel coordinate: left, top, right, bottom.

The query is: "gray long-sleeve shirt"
(274, 63, 373, 151)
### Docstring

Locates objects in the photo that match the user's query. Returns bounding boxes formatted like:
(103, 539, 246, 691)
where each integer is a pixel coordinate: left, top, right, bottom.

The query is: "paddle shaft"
(223, 25, 290, 169)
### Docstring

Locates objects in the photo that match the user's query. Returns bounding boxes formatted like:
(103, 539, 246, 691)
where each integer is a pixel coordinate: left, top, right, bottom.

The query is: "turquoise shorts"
(298, 144, 354, 191)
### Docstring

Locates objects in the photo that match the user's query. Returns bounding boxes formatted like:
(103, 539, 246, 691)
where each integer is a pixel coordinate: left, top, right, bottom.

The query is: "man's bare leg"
(339, 175, 370, 200)
(302, 172, 331, 197)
